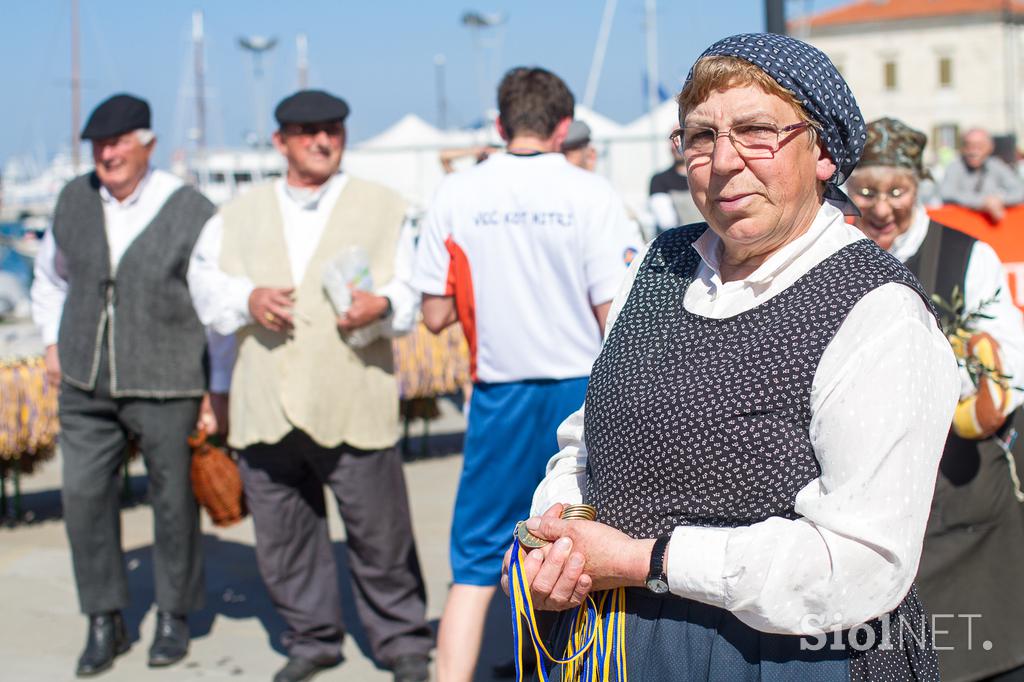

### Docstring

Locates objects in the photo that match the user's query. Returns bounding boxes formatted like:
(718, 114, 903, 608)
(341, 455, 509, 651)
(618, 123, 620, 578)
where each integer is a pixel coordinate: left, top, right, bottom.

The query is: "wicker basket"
(189, 428, 247, 527)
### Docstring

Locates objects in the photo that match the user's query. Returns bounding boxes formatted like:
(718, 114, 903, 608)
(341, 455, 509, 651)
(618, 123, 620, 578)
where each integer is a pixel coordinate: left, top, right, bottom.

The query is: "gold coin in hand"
(560, 504, 597, 521)
(515, 520, 550, 549)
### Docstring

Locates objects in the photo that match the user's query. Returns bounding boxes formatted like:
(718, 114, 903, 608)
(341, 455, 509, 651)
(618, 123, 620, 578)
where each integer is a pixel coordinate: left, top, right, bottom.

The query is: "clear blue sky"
(0, 0, 849, 168)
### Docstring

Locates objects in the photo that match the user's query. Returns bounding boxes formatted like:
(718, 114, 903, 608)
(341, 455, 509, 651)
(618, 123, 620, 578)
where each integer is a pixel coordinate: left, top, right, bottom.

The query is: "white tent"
(597, 100, 680, 215)
(345, 114, 498, 210)
(573, 105, 625, 141)
(622, 99, 680, 138)
(342, 102, 684, 224)
(357, 113, 448, 149)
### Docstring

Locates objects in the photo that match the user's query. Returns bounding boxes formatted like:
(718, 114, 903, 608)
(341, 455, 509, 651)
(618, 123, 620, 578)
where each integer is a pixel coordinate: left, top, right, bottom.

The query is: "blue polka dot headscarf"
(685, 33, 867, 190)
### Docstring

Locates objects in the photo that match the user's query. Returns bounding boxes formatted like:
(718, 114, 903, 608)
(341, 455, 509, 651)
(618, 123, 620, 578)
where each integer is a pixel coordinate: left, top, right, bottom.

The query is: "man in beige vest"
(187, 90, 431, 682)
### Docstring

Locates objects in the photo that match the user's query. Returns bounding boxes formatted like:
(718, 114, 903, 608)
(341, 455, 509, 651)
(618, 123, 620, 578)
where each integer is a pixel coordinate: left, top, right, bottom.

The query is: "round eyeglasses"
(670, 121, 813, 160)
(849, 186, 914, 206)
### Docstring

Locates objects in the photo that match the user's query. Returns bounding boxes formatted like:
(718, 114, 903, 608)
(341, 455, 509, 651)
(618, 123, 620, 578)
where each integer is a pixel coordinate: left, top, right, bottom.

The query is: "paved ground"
(0, 398, 519, 681)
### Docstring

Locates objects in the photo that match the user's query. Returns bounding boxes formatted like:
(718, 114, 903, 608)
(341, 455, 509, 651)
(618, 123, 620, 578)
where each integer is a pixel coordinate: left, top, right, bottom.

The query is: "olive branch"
(931, 286, 1021, 390)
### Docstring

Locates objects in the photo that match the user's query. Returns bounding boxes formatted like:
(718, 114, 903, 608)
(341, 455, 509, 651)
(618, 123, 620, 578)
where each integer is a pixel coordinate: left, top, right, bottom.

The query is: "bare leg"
(436, 584, 496, 682)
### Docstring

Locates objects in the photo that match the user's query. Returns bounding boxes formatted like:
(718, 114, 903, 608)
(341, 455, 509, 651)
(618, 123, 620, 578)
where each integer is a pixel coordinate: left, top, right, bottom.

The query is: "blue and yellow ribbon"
(507, 535, 628, 682)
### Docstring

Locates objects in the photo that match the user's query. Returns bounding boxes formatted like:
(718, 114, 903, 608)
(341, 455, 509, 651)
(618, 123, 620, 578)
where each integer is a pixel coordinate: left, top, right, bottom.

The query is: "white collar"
(99, 167, 153, 207)
(279, 172, 345, 211)
(888, 205, 930, 264)
(487, 151, 566, 166)
(692, 201, 846, 285)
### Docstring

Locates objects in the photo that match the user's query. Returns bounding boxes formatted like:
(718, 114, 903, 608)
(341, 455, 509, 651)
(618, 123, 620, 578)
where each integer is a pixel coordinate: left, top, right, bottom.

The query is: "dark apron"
(908, 221, 1024, 682)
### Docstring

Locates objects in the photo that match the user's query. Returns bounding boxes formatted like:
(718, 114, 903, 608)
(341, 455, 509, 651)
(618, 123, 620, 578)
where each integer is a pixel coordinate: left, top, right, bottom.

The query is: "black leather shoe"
(147, 611, 190, 667)
(75, 612, 129, 677)
(392, 653, 430, 682)
(272, 656, 341, 682)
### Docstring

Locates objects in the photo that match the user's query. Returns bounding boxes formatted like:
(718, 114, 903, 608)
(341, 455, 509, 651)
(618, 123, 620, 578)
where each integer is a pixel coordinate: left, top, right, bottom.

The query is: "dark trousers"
(239, 429, 432, 666)
(59, 343, 203, 615)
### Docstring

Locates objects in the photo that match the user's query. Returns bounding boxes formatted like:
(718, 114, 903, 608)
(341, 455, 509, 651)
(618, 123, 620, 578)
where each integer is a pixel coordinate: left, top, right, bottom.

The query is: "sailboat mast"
(193, 10, 206, 158)
(583, 0, 617, 109)
(434, 54, 447, 130)
(297, 34, 309, 89)
(644, 0, 659, 169)
(71, 0, 81, 172)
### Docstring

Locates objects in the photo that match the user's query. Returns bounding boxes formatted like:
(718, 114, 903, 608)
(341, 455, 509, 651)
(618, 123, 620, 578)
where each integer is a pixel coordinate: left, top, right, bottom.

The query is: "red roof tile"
(795, 0, 1024, 29)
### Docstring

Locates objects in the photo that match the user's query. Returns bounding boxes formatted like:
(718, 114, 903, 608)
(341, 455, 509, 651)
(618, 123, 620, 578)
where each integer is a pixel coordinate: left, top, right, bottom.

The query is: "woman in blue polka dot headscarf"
(507, 32, 958, 682)
(692, 33, 867, 188)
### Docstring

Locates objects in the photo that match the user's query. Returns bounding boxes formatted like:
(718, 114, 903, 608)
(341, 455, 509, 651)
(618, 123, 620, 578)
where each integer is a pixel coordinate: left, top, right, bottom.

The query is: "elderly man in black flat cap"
(560, 120, 598, 171)
(30, 93, 215, 676)
(188, 89, 432, 682)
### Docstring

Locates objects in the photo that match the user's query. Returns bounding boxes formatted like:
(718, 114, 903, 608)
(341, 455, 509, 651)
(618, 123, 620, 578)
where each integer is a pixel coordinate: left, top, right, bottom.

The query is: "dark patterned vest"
(583, 225, 930, 536)
(582, 225, 942, 679)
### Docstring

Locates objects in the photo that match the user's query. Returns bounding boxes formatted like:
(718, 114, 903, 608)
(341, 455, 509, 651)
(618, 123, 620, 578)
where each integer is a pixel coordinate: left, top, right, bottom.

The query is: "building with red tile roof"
(795, 0, 1024, 31)
(791, 0, 1024, 163)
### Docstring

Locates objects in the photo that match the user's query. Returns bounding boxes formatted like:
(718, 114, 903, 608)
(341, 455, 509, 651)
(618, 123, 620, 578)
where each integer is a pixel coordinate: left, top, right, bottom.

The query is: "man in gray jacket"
(939, 128, 1024, 221)
(31, 93, 214, 677)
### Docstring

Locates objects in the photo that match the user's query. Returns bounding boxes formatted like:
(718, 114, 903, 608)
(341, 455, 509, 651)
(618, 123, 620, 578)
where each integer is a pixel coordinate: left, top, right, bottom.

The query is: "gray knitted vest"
(52, 173, 214, 397)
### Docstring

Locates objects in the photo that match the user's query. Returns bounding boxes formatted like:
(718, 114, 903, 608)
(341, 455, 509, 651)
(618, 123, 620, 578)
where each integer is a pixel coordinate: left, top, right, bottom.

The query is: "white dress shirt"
(890, 205, 1024, 410)
(531, 201, 960, 635)
(648, 193, 679, 232)
(188, 173, 419, 392)
(31, 168, 184, 346)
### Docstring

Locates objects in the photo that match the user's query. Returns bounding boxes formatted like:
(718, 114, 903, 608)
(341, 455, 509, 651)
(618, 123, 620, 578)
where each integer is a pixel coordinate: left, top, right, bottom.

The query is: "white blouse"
(531, 201, 960, 635)
(891, 205, 1024, 411)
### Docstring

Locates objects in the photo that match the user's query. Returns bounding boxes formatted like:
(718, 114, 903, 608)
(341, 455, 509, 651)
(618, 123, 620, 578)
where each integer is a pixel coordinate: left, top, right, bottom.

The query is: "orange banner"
(927, 205, 1024, 313)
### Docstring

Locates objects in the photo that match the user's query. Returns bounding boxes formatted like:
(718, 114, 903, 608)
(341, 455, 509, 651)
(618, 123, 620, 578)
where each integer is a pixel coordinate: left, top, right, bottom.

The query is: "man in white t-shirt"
(411, 66, 636, 682)
(563, 119, 645, 264)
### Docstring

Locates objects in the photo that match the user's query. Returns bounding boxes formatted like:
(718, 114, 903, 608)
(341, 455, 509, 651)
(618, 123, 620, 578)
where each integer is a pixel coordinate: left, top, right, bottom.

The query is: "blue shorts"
(450, 377, 589, 586)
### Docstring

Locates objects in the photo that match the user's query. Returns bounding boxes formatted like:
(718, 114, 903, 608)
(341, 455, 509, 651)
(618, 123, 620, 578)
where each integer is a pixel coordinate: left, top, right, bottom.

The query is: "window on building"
(883, 60, 898, 90)
(233, 171, 253, 184)
(938, 56, 953, 87)
(933, 123, 959, 162)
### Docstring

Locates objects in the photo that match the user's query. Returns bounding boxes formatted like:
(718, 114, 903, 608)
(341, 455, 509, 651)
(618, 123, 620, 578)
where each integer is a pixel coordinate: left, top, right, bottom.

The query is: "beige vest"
(219, 177, 406, 450)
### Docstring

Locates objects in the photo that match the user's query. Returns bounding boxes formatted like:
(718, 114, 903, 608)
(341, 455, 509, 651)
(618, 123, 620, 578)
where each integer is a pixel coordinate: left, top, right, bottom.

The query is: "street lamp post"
(239, 35, 278, 147)
(461, 11, 506, 125)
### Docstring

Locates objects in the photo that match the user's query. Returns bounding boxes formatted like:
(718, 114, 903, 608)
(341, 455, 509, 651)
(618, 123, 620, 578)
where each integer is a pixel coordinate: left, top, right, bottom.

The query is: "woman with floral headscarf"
(501, 34, 959, 681)
(847, 117, 1024, 682)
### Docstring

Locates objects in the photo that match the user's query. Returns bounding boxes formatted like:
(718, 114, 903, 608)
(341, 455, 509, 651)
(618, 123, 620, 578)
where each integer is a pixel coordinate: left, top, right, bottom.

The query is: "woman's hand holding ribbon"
(501, 504, 592, 611)
(526, 505, 658, 592)
(501, 503, 661, 609)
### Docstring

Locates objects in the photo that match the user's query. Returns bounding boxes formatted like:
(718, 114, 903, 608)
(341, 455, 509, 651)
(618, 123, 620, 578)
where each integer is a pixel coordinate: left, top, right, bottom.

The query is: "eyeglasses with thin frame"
(848, 185, 914, 207)
(670, 121, 814, 160)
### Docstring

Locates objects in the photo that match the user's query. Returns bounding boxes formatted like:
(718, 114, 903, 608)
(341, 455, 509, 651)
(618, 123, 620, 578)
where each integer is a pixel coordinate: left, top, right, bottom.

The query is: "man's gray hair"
(135, 129, 156, 146)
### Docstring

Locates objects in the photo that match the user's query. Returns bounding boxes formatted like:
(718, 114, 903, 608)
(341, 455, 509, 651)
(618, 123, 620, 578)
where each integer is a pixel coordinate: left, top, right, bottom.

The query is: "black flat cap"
(81, 94, 151, 140)
(562, 120, 592, 151)
(274, 90, 350, 126)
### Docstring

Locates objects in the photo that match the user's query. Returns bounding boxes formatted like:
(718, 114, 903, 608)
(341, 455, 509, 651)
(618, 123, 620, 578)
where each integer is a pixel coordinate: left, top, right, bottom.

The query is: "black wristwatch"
(380, 296, 393, 319)
(645, 536, 671, 594)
